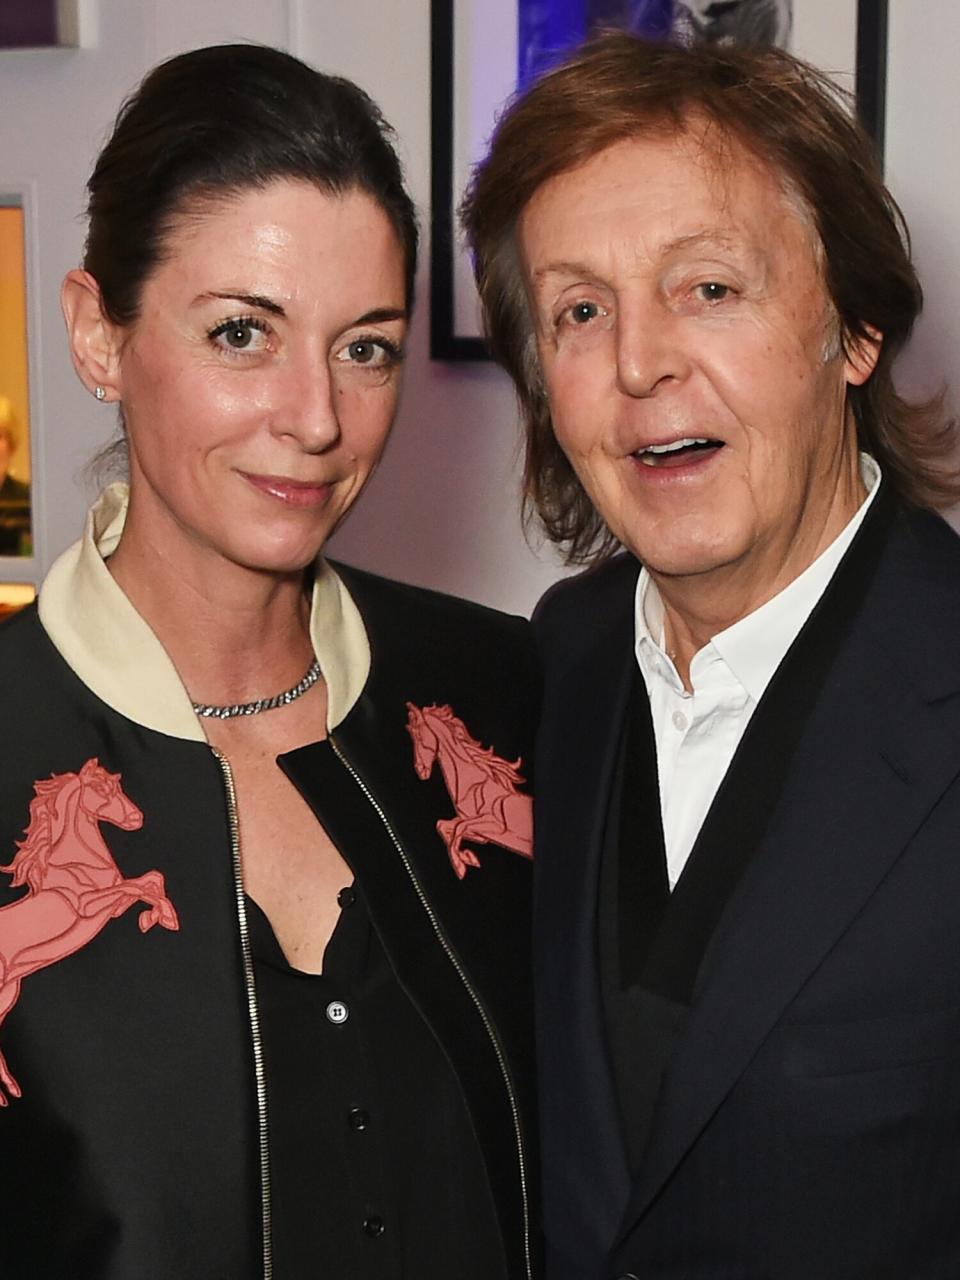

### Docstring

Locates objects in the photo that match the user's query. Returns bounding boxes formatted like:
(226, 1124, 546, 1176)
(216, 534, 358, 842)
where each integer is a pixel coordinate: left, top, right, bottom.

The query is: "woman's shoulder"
(331, 560, 530, 642)
(0, 600, 43, 660)
(329, 561, 537, 722)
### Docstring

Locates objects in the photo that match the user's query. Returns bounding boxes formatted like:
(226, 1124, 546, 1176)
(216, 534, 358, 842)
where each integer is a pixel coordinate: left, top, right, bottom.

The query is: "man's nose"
(615, 302, 687, 398)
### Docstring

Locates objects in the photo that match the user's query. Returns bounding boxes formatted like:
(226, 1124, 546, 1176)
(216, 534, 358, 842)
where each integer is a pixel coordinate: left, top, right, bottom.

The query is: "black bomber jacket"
(0, 486, 541, 1278)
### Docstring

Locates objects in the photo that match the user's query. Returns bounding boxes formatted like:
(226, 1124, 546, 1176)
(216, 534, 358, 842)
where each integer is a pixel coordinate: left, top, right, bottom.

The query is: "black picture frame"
(430, 0, 889, 362)
(0, 0, 79, 49)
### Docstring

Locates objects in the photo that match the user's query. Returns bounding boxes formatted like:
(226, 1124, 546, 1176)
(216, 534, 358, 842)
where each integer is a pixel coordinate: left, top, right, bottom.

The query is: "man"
(463, 33, 960, 1280)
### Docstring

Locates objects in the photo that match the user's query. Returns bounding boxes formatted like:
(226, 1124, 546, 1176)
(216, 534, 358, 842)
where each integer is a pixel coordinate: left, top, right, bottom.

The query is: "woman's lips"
(241, 472, 333, 507)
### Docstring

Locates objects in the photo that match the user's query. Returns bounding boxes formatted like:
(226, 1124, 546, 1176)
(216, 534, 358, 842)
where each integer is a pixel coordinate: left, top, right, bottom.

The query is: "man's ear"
(844, 323, 882, 388)
(60, 270, 125, 402)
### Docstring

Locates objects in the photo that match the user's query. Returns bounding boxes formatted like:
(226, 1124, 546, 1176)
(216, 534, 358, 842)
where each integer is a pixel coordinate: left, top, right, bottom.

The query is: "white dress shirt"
(634, 454, 881, 890)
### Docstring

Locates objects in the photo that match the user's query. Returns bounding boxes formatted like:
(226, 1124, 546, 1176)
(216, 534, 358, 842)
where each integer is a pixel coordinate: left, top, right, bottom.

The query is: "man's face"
(519, 128, 878, 604)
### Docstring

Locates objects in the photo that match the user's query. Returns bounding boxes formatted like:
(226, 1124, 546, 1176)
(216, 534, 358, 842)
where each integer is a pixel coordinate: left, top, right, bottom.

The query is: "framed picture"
(0, 0, 79, 49)
(0, 583, 34, 621)
(0, 192, 34, 560)
(431, 0, 889, 360)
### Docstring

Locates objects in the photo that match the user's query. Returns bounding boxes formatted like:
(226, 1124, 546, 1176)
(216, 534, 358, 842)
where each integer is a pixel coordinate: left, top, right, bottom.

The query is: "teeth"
(643, 437, 709, 455)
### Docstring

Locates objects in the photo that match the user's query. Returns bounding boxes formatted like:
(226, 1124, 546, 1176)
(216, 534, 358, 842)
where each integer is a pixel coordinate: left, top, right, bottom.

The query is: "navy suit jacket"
(533, 491, 960, 1279)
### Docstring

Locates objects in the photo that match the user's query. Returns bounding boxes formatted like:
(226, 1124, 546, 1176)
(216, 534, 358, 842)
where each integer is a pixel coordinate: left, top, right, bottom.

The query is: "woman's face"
(111, 179, 408, 575)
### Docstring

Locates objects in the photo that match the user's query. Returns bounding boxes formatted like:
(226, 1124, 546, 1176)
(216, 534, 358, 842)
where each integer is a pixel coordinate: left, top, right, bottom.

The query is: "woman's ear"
(844, 323, 883, 388)
(60, 270, 125, 402)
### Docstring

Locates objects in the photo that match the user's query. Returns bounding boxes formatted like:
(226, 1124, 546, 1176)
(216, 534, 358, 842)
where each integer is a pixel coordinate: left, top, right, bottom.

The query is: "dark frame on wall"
(430, 0, 889, 362)
(0, 0, 79, 49)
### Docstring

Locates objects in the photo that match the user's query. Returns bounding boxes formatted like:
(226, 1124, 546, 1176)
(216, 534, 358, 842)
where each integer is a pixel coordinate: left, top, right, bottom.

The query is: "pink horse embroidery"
(406, 703, 533, 879)
(0, 758, 179, 1105)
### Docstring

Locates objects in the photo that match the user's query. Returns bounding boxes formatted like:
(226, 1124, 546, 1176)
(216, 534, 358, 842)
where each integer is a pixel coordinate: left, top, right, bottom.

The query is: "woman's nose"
(272, 355, 341, 451)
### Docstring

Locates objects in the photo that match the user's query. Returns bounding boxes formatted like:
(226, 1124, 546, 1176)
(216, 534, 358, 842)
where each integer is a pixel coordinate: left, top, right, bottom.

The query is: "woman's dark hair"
(84, 43, 418, 322)
(462, 31, 958, 564)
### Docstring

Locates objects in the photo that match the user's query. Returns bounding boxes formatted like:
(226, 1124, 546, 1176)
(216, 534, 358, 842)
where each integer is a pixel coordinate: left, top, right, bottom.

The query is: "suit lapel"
(618, 501, 960, 1234)
(638, 484, 893, 1006)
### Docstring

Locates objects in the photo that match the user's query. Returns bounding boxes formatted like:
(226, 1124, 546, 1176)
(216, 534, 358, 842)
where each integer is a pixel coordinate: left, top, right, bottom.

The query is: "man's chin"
(622, 537, 742, 583)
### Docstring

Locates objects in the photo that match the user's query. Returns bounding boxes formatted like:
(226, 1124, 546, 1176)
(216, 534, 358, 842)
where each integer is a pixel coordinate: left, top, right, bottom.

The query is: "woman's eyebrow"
(194, 290, 287, 316)
(353, 307, 408, 325)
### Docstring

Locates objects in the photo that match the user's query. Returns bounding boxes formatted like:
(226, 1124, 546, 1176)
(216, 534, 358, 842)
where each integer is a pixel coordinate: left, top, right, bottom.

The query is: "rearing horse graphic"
(406, 703, 533, 879)
(0, 758, 179, 1105)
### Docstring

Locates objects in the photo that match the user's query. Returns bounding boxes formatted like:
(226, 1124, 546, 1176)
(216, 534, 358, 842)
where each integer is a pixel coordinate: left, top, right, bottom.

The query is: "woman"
(0, 45, 538, 1279)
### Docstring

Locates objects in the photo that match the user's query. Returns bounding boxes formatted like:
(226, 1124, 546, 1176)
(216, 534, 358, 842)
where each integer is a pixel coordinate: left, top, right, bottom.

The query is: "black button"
(337, 885, 356, 908)
(362, 1214, 385, 1238)
(348, 1107, 370, 1131)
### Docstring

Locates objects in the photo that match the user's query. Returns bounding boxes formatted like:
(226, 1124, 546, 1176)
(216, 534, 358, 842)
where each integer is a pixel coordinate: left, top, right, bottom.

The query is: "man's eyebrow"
(664, 229, 741, 251)
(531, 261, 605, 286)
(194, 291, 287, 316)
(531, 231, 751, 284)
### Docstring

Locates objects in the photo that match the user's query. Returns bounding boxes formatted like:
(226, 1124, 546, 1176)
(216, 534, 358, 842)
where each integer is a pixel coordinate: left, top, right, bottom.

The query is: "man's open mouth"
(635, 438, 724, 468)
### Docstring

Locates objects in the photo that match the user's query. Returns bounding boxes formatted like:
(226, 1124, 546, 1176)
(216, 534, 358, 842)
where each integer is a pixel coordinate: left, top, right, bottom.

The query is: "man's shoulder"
(873, 503, 960, 671)
(531, 553, 638, 679)
(877, 502, 960, 612)
(533, 552, 639, 634)
(893, 501, 960, 565)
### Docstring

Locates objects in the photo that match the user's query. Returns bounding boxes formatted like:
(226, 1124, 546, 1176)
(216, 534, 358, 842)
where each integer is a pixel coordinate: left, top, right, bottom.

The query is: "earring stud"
(94, 385, 106, 401)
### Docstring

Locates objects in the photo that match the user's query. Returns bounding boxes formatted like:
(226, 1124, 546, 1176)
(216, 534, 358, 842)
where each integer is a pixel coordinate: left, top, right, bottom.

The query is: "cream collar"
(37, 483, 370, 741)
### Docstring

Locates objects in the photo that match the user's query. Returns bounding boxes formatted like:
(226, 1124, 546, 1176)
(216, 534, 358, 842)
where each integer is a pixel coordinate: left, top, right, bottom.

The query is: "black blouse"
(247, 885, 506, 1278)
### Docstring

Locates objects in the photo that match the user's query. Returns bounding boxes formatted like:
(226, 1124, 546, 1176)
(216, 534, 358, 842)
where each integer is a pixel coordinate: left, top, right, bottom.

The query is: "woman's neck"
(106, 526, 316, 710)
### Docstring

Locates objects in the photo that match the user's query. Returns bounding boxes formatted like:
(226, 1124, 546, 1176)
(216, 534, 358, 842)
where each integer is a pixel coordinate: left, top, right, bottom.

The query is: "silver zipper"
(212, 748, 273, 1280)
(329, 735, 533, 1280)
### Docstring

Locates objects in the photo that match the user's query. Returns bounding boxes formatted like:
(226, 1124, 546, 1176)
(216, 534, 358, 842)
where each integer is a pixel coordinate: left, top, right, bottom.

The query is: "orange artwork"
(0, 582, 34, 620)
(0, 200, 32, 557)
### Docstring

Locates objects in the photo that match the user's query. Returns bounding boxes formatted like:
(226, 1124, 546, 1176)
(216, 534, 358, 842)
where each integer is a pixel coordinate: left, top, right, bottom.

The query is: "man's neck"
(652, 462, 869, 690)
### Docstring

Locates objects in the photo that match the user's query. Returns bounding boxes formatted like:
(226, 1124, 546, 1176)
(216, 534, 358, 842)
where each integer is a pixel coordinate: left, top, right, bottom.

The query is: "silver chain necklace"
(191, 657, 322, 719)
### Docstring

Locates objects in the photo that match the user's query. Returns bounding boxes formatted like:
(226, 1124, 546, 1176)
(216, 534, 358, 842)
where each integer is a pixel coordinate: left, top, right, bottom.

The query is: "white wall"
(886, 0, 960, 413)
(0, 0, 957, 614)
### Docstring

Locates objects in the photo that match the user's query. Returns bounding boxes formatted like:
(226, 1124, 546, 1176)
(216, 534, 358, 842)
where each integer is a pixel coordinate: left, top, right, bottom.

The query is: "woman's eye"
(208, 317, 270, 353)
(337, 337, 402, 368)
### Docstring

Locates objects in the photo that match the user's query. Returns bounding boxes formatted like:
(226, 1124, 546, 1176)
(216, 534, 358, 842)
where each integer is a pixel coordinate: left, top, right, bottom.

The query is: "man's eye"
(696, 282, 730, 303)
(569, 301, 600, 325)
(208, 317, 269, 352)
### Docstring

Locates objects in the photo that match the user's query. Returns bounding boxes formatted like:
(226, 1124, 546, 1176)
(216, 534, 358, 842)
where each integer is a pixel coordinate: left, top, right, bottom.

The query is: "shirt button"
(362, 1214, 385, 1238)
(348, 1107, 370, 1131)
(672, 709, 688, 731)
(337, 885, 356, 908)
(326, 1000, 349, 1025)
